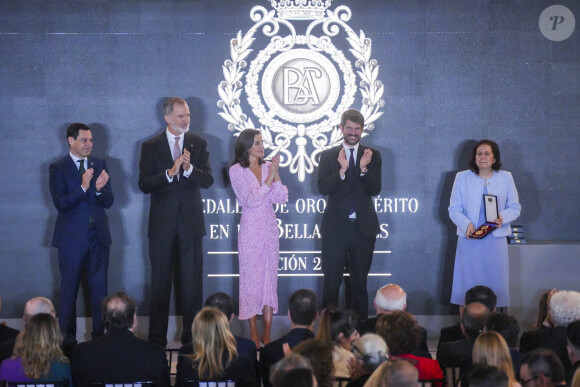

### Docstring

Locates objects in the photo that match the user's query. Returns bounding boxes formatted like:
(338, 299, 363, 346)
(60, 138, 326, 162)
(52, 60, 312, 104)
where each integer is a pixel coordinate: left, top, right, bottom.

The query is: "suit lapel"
(156, 132, 175, 167)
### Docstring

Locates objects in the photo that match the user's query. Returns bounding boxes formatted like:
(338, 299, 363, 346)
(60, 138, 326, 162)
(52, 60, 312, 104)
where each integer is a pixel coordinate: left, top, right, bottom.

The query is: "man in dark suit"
(49, 122, 114, 339)
(138, 97, 213, 347)
(204, 292, 258, 375)
(438, 285, 497, 351)
(72, 292, 170, 386)
(317, 109, 382, 319)
(437, 302, 490, 370)
(359, 284, 430, 357)
(0, 297, 76, 362)
(261, 289, 318, 387)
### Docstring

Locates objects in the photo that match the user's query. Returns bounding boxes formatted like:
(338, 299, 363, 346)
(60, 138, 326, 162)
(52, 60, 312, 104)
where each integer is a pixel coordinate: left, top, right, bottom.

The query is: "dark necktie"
(78, 159, 85, 175)
(78, 159, 93, 225)
(349, 148, 356, 215)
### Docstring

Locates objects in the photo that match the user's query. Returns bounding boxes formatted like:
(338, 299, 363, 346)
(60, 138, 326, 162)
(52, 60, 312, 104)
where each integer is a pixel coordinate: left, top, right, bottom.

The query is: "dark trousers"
(58, 227, 109, 339)
(321, 221, 376, 319)
(148, 213, 203, 347)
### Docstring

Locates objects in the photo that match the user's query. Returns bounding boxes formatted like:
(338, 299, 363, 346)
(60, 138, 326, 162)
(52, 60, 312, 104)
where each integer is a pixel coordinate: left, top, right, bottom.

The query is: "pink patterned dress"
(229, 162, 288, 320)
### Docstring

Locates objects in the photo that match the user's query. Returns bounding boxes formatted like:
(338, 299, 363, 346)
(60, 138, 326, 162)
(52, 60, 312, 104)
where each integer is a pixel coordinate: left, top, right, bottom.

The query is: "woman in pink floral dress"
(229, 129, 288, 347)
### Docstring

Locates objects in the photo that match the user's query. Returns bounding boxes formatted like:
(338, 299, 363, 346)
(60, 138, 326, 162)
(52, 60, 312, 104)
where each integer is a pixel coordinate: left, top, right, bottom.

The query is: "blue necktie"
(349, 148, 356, 215)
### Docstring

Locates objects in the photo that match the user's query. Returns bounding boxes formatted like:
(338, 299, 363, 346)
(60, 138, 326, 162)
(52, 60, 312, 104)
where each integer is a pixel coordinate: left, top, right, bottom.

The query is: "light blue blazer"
(448, 170, 521, 238)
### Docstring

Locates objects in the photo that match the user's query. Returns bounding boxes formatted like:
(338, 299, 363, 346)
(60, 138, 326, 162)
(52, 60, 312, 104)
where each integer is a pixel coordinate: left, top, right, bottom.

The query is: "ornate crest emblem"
(218, 0, 384, 181)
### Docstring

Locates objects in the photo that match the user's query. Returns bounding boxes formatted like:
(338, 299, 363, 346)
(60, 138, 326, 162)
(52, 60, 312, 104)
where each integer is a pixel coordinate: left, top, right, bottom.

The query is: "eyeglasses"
(520, 375, 538, 386)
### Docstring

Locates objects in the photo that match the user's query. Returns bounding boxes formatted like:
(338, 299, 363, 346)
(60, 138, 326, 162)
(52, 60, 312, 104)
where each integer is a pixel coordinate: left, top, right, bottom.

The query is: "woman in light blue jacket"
(448, 140, 521, 307)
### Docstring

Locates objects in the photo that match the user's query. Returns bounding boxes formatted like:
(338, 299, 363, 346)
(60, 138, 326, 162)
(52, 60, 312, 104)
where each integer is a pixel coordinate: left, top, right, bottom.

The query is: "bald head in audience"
(374, 284, 407, 314)
(24, 297, 55, 324)
(461, 302, 490, 340)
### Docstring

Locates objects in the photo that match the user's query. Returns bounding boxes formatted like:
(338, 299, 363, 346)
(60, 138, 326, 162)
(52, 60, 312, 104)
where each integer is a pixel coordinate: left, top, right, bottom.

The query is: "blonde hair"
(189, 307, 238, 380)
(572, 367, 580, 387)
(13, 313, 67, 379)
(472, 331, 517, 387)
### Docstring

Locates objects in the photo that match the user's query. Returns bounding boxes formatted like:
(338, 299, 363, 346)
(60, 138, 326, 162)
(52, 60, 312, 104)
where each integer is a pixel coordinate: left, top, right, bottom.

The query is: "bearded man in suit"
(317, 109, 382, 319)
(138, 97, 213, 346)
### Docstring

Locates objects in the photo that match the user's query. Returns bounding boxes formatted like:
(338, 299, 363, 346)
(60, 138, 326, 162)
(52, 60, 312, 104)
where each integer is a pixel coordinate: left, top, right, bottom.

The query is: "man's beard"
(173, 124, 190, 134)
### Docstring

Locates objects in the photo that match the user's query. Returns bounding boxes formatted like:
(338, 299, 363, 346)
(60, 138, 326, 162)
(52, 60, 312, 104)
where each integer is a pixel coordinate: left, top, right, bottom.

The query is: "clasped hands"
(265, 154, 281, 187)
(81, 168, 109, 191)
(338, 148, 373, 177)
(168, 148, 191, 178)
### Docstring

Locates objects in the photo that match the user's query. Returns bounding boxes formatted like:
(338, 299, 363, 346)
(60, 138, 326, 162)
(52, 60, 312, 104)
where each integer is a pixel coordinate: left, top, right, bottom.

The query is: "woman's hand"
(493, 214, 504, 227)
(265, 154, 280, 187)
(466, 223, 475, 238)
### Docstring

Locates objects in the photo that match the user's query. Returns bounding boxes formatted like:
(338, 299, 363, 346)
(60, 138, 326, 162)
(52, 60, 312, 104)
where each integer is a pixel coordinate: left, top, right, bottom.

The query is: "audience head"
(465, 286, 497, 311)
(567, 320, 580, 364)
(375, 311, 419, 356)
(461, 302, 490, 339)
(191, 307, 238, 380)
(351, 333, 389, 375)
(484, 312, 520, 348)
(468, 364, 509, 387)
(472, 331, 517, 386)
(316, 307, 359, 351)
(572, 368, 580, 387)
(520, 348, 566, 387)
(364, 358, 419, 387)
(270, 353, 315, 387)
(13, 313, 67, 379)
(374, 284, 407, 314)
(549, 290, 580, 328)
(292, 338, 333, 387)
(288, 289, 318, 327)
(536, 290, 552, 328)
(204, 292, 234, 320)
(101, 291, 137, 331)
(23, 297, 55, 325)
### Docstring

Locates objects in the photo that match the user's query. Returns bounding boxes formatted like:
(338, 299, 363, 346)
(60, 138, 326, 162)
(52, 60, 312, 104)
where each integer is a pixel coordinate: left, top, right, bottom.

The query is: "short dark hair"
(233, 128, 263, 168)
(288, 289, 318, 325)
(163, 97, 187, 116)
(204, 292, 234, 319)
(462, 302, 490, 339)
(484, 313, 520, 348)
(469, 364, 509, 387)
(375, 311, 419, 355)
(101, 291, 136, 330)
(567, 320, 580, 349)
(520, 348, 566, 384)
(66, 123, 90, 140)
(340, 109, 364, 128)
(469, 140, 502, 174)
(465, 286, 497, 311)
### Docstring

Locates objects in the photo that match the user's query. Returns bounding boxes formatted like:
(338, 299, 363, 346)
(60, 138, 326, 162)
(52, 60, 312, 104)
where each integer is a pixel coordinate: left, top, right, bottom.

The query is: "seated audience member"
(363, 358, 419, 387)
(520, 348, 567, 387)
(437, 302, 490, 370)
(567, 320, 580, 383)
(316, 307, 360, 380)
(0, 313, 71, 382)
(468, 364, 509, 387)
(72, 291, 169, 387)
(375, 311, 444, 383)
(176, 307, 257, 387)
(359, 284, 429, 356)
(261, 289, 318, 387)
(205, 292, 258, 372)
(1, 296, 76, 363)
(292, 338, 334, 387)
(468, 331, 520, 387)
(438, 286, 497, 350)
(346, 333, 388, 387)
(573, 368, 580, 387)
(269, 353, 315, 387)
(520, 290, 580, 374)
(0, 297, 19, 347)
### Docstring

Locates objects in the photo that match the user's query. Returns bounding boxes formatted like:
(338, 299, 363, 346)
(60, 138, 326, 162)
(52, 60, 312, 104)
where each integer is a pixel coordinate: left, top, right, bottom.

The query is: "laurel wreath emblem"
(217, 5, 384, 182)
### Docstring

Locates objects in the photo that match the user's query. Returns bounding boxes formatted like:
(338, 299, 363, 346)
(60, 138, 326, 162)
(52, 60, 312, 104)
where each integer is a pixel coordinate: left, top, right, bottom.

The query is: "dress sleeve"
(229, 164, 272, 209)
(448, 172, 472, 234)
(499, 171, 521, 224)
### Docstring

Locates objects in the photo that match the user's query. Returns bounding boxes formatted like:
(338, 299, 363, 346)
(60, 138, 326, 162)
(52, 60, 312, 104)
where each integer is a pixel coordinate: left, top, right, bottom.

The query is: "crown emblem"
(270, 0, 332, 20)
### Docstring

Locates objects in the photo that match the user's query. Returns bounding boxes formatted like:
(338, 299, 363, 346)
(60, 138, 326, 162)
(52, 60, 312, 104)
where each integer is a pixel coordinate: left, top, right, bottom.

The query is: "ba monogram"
(217, 0, 385, 181)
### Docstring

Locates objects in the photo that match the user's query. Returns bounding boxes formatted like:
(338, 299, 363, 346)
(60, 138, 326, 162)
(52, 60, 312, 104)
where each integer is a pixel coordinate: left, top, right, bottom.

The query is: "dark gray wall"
(1, 0, 579, 319)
